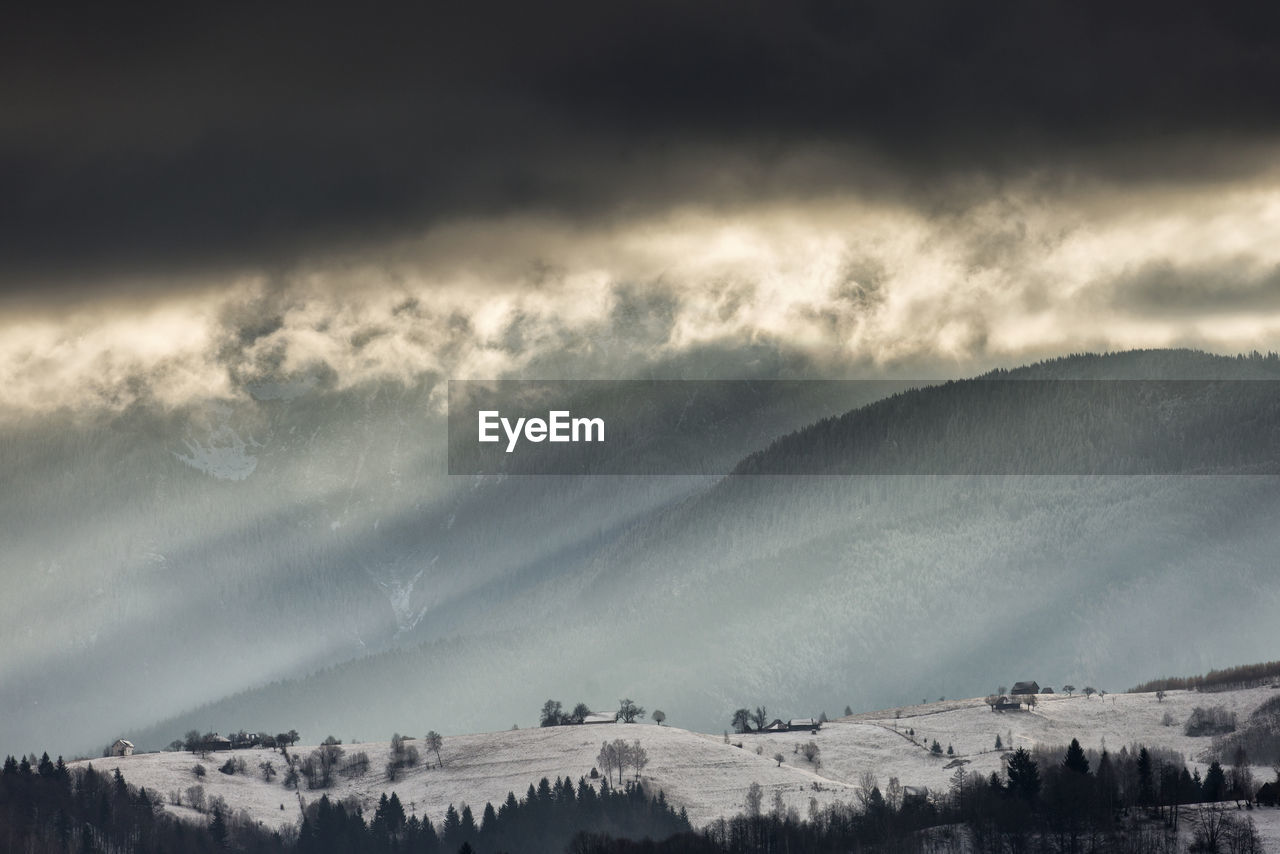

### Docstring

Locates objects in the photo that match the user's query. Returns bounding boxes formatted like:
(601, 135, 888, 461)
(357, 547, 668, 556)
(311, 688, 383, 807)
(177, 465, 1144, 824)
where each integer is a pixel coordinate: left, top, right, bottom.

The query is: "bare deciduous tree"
(541, 700, 564, 727)
(627, 740, 649, 780)
(885, 776, 904, 812)
(857, 771, 878, 811)
(751, 706, 768, 732)
(185, 785, 206, 813)
(745, 782, 763, 817)
(597, 740, 624, 784)
(617, 698, 646, 723)
(424, 731, 443, 767)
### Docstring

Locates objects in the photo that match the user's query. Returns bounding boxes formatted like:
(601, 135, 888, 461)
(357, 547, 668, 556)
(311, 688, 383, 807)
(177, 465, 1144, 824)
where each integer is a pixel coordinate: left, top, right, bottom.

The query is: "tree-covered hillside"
(126, 351, 1280, 748)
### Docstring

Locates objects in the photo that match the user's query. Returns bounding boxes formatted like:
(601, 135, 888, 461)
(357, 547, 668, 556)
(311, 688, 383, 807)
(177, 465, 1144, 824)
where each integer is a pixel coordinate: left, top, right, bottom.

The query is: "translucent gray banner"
(447, 379, 1280, 475)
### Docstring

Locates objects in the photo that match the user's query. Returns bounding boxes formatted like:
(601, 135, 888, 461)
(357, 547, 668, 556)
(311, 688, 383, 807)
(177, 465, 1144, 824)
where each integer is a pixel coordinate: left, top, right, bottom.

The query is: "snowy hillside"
(76, 724, 855, 832)
(0, 375, 863, 755)
(80, 685, 1280, 836)
(123, 353, 1280, 754)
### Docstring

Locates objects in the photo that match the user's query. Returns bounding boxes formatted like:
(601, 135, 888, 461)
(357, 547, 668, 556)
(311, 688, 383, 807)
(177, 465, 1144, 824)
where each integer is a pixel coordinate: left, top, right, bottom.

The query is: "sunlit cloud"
(6, 171, 1280, 417)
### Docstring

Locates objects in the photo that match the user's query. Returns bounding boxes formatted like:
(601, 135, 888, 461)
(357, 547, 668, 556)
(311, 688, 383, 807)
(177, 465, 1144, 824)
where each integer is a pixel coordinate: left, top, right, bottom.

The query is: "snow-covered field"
(843, 683, 1280, 786)
(78, 725, 857, 831)
(1254, 809, 1280, 850)
(76, 685, 1280, 835)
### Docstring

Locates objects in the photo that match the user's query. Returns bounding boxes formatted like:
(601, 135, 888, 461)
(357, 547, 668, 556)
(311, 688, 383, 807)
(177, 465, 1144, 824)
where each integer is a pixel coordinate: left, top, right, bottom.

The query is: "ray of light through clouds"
(6, 172, 1280, 416)
(9, 1, 1280, 757)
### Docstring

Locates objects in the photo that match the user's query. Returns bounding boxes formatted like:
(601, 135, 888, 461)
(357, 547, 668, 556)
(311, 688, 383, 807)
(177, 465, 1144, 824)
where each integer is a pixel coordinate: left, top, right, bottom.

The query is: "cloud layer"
(6, 2, 1280, 412)
(6, 1, 1280, 281)
(7, 172, 1280, 415)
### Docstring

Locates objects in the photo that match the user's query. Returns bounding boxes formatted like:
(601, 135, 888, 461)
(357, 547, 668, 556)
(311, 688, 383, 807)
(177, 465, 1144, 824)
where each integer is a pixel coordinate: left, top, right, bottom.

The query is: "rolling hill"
(78, 684, 1280, 847)
(123, 350, 1280, 752)
(8, 349, 1280, 758)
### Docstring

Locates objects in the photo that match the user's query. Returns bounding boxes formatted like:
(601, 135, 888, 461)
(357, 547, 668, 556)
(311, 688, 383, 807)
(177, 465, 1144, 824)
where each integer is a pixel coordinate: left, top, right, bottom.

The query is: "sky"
(6, 1, 1280, 413)
(7, 2, 1280, 757)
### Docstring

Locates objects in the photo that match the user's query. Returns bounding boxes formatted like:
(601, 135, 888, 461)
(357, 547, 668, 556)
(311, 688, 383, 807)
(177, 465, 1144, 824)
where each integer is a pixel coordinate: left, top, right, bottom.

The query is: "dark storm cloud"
(1113, 259, 1280, 316)
(5, 0, 1280, 288)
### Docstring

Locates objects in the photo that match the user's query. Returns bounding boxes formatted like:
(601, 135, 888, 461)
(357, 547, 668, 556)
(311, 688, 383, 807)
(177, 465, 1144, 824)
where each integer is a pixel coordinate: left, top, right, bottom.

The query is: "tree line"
(173, 728, 301, 753)
(296, 775, 690, 854)
(541, 699, 654, 726)
(1, 749, 689, 854)
(0, 751, 280, 854)
(8, 731, 1278, 853)
(729, 706, 826, 733)
(574, 739, 1278, 853)
(1131, 659, 1280, 695)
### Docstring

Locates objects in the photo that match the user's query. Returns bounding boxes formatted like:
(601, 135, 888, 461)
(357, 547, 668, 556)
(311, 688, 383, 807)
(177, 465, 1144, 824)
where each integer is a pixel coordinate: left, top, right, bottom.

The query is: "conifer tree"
(1063, 738, 1090, 775)
(1006, 747, 1041, 801)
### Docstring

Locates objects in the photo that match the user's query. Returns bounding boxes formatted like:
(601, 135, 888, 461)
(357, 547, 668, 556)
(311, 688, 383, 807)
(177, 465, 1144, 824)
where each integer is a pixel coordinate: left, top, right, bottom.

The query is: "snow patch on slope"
(370, 565, 431, 633)
(174, 423, 260, 481)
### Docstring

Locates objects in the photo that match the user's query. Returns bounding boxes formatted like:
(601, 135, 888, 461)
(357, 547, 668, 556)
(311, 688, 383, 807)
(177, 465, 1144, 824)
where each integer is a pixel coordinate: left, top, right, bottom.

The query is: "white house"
(110, 739, 134, 757)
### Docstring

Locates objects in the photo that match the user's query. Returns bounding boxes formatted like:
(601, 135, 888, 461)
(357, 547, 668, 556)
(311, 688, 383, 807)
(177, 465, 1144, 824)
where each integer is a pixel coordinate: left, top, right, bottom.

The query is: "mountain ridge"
(115, 349, 1280, 754)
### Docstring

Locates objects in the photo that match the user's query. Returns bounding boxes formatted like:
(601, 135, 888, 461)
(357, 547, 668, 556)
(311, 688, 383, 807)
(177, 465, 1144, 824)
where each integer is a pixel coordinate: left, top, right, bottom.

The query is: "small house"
(1010, 681, 1040, 696)
(582, 713, 616, 725)
(902, 786, 929, 803)
(788, 718, 820, 731)
(763, 719, 788, 732)
(1257, 781, 1278, 807)
(203, 734, 233, 751)
(110, 739, 134, 757)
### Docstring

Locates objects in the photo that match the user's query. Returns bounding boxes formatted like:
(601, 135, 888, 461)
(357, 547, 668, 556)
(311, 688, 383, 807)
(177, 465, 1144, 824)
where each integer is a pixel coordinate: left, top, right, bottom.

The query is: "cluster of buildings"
(760, 718, 822, 733)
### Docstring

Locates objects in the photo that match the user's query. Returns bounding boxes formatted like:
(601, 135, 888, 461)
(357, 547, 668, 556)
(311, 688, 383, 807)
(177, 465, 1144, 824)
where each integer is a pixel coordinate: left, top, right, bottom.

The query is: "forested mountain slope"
(123, 350, 1280, 750)
(1, 375, 863, 755)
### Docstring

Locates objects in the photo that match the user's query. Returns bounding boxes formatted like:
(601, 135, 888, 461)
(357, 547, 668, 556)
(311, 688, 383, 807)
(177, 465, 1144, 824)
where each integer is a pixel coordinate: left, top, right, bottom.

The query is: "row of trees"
(985, 693, 1039, 711)
(382, 731, 446, 781)
(288, 732, 446, 791)
(1215, 694, 1280, 766)
(541, 699, 653, 726)
(0, 748, 691, 854)
(1, 752, 280, 853)
(173, 728, 301, 753)
(295, 775, 691, 854)
(1132, 658, 1280, 694)
(596, 739, 650, 785)
(670, 740, 1275, 854)
(731, 707, 769, 734)
(174, 731, 451, 791)
(542, 700, 597, 726)
(730, 706, 828, 733)
(8, 729, 1280, 854)
(1185, 705, 1239, 736)
(942, 739, 1274, 853)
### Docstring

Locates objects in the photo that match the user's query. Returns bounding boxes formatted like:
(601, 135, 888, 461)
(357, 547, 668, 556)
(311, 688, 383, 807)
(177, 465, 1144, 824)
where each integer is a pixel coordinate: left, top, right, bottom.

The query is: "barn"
(109, 739, 134, 757)
(202, 734, 233, 751)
